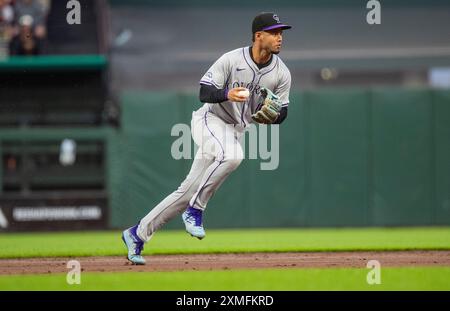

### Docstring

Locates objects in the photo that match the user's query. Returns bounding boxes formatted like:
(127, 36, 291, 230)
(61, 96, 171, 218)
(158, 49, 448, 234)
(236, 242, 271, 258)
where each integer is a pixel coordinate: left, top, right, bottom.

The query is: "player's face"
(260, 29, 283, 55)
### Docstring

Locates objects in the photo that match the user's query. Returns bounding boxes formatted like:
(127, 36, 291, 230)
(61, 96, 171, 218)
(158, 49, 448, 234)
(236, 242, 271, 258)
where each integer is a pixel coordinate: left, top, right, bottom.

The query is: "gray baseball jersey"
(199, 46, 291, 127)
(135, 47, 291, 244)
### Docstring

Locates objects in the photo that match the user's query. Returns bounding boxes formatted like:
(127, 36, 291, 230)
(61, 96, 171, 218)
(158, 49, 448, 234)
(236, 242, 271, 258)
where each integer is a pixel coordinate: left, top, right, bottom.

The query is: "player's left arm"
(273, 106, 288, 124)
(273, 69, 291, 124)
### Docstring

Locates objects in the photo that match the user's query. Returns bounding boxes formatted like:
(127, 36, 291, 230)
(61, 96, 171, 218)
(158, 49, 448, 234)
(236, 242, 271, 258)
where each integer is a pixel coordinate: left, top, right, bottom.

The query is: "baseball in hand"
(237, 88, 250, 99)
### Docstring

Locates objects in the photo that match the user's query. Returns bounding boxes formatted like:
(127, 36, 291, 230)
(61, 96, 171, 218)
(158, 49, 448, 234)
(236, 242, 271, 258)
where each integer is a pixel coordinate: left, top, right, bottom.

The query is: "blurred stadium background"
(0, 0, 449, 233)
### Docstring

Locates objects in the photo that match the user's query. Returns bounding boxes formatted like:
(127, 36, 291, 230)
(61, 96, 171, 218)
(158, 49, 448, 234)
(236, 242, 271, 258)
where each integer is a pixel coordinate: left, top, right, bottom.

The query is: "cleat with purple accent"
(182, 206, 206, 240)
(122, 224, 146, 265)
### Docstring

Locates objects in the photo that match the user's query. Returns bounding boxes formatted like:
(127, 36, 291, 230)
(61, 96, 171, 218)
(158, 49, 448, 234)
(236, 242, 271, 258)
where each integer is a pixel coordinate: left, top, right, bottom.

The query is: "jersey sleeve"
(199, 53, 231, 89)
(275, 69, 291, 107)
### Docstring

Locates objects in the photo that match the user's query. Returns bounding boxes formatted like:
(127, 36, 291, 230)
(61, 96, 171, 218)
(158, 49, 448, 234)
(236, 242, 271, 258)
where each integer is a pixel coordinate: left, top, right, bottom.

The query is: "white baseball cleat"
(122, 224, 146, 265)
(182, 206, 206, 240)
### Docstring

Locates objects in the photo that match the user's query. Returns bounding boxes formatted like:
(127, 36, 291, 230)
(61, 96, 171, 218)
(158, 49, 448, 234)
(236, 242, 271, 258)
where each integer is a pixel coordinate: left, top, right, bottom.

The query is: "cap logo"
(273, 14, 280, 23)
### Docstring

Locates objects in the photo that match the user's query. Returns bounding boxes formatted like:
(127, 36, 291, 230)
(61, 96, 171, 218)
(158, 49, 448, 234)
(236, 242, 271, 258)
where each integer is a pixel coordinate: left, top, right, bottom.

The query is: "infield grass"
(0, 267, 449, 290)
(0, 227, 449, 259)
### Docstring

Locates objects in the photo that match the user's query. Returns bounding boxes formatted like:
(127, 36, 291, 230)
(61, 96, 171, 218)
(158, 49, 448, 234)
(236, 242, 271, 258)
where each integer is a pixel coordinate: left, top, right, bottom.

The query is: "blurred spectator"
(0, 0, 14, 24)
(9, 0, 48, 55)
(37, 0, 50, 15)
(0, 0, 14, 56)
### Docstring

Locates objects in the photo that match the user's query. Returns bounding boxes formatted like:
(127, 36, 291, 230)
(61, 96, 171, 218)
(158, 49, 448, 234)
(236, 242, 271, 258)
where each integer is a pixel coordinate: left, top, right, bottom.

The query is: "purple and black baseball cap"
(252, 12, 292, 33)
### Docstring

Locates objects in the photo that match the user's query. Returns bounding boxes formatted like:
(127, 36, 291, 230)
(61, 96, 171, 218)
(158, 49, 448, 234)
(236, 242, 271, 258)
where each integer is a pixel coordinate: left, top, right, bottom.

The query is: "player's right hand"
(227, 87, 249, 102)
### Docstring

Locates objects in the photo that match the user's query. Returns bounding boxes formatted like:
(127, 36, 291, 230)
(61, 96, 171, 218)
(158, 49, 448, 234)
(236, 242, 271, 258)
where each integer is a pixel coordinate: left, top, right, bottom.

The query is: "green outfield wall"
(1, 88, 449, 229)
(109, 88, 450, 229)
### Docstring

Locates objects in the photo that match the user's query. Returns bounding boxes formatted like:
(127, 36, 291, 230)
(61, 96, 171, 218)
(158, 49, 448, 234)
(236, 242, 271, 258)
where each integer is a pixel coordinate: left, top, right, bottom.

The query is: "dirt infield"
(0, 251, 449, 275)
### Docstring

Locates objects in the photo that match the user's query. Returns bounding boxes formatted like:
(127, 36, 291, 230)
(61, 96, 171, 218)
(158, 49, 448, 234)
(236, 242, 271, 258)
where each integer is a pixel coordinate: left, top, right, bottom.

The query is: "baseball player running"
(122, 12, 292, 264)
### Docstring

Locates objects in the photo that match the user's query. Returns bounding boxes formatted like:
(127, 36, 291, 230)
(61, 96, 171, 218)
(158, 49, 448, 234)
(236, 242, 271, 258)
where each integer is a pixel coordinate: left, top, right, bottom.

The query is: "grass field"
(0, 227, 449, 291)
(1, 227, 449, 259)
(1, 267, 450, 291)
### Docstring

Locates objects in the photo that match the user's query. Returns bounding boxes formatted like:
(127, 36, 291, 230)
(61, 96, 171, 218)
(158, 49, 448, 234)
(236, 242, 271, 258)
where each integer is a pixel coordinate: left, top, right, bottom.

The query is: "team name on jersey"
(228, 81, 263, 95)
